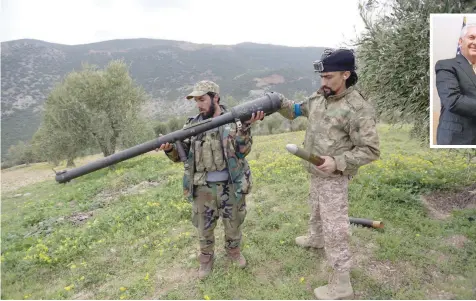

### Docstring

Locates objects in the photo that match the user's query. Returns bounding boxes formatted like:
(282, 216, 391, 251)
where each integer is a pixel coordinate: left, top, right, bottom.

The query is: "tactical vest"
(193, 128, 227, 185)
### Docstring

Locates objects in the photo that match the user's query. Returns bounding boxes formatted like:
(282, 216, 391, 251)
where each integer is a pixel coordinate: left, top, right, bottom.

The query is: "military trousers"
(192, 181, 247, 254)
(308, 174, 352, 272)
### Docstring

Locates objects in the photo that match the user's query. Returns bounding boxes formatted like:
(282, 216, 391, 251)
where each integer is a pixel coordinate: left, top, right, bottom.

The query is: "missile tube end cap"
(286, 144, 298, 154)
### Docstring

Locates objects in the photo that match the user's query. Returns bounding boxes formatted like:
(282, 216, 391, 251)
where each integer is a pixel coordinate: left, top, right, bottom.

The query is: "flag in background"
(456, 16, 467, 55)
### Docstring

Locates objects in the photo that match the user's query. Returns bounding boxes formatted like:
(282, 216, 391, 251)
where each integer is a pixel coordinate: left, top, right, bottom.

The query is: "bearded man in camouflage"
(157, 80, 263, 280)
(275, 48, 380, 299)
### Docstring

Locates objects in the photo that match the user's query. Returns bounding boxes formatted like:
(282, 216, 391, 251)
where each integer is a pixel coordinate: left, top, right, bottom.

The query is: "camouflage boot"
(295, 235, 324, 249)
(226, 247, 247, 268)
(314, 270, 354, 300)
(198, 252, 215, 280)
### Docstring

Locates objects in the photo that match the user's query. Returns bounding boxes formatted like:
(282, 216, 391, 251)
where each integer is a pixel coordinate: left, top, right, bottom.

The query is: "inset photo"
(430, 14, 476, 148)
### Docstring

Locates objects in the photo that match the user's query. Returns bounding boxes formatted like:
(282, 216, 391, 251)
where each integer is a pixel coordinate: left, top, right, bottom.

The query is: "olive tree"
(354, 0, 476, 142)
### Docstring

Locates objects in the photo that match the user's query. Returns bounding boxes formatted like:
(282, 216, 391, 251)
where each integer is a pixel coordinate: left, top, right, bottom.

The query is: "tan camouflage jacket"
(278, 86, 380, 177)
(165, 105, 253, 201)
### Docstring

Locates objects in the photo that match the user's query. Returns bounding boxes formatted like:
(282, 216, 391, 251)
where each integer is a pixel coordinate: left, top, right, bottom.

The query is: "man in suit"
(435, 24, 476, 145)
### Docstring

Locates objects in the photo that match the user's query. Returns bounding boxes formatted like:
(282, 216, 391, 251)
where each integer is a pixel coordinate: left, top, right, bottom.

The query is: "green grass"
(2, 124, 476, 299)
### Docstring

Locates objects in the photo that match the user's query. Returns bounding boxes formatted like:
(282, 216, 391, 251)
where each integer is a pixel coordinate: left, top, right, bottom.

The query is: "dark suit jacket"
(435, 54, 476, 145)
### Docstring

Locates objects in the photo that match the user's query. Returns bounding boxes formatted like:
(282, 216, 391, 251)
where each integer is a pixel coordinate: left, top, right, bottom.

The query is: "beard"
(200, 101, 216, 119)
(321, 86, 336, 99)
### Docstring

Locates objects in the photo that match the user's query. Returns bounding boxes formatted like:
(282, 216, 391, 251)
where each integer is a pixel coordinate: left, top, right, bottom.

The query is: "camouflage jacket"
(278, 86, 380, 177)
(165, 105, 253, 201)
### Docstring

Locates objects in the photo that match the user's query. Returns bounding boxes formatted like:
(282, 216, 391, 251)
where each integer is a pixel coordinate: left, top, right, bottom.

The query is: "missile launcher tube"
(55, 92, 282, 183)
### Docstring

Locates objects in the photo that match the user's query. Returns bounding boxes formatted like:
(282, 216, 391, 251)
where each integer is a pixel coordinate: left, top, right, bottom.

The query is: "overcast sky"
(1, 0, 366, 48)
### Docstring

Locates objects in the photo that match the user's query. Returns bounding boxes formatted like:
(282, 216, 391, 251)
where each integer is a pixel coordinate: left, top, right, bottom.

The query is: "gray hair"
(460, 23, 476, 38)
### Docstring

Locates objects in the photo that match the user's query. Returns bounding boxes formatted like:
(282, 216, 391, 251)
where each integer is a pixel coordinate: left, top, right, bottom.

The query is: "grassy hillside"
(1, 125, 476, 299)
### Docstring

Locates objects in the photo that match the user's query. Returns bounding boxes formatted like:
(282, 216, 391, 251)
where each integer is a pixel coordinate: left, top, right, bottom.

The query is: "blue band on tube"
(294, 104, 302, 117)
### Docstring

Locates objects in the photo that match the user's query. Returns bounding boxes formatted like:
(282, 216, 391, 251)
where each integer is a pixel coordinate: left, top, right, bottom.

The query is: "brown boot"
(226, 247, 247, 268)
(295, 235, 324, 249)
(314, 270, 354, 300)
(198, 252, 214, 280)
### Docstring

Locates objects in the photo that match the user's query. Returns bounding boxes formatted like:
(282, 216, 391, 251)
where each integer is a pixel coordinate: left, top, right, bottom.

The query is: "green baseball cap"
(186, 80, 220, 100)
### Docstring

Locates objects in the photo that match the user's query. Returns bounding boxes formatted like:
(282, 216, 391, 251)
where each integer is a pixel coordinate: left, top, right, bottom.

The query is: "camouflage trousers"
(308, 174, 352, 272)
(192, 181, 247, 254)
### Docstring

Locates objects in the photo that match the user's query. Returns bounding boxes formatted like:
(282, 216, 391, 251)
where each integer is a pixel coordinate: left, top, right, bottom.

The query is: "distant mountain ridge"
(1, 38, 327, 157)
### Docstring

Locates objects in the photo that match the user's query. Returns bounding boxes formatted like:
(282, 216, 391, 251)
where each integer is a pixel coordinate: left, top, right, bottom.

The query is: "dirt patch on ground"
(124, 180, 161, 194)
(350, 233, 456, 298)
(444, 234, 469, 248)
(67, 211, 94, 225)
(71, 291, 95, 300)
(427, 249, 449, 263)
(1, 154, 105, 193)
(367, 259, 417, 289)
(420, 184, 476, 220)
(358, 255, 455, 298)
(93, 180, 161, 207)
(24, 210, 96, 237)
(425, 286, 456, 300)
(253, 259, 283, 282)
(154, 265, 196, 298)
(1, 166, 55, 193)
(351, 240, 378, 267)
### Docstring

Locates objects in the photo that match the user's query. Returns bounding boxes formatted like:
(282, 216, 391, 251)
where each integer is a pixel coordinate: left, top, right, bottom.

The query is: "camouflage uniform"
(165, 80, 252, 278)
(277, 49, 380, 299)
